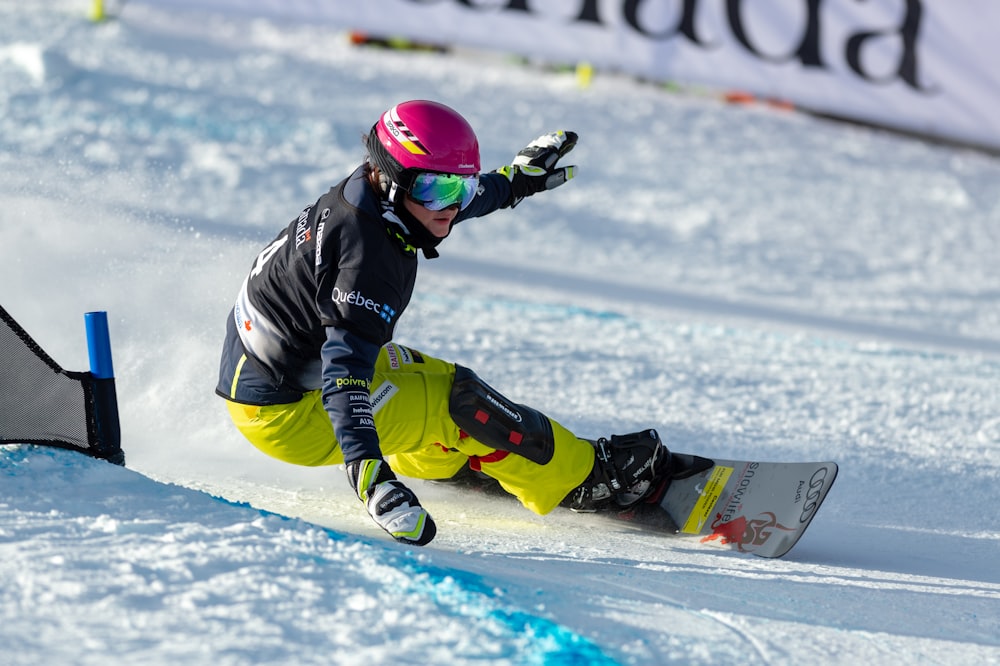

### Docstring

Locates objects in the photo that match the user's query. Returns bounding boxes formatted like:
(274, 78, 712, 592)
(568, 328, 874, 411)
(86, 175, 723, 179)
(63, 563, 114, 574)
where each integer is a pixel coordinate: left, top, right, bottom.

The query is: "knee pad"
(448, 365, 555, 465)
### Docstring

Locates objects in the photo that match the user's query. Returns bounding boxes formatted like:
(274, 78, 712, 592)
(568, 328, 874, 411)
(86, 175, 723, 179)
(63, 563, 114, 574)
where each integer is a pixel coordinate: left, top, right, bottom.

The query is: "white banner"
(137, 1, 1000, 152)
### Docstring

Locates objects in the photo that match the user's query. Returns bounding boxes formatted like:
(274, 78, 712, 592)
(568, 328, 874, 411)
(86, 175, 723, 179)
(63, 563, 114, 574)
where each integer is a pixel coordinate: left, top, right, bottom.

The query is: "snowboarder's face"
(403, 195, 458, 238)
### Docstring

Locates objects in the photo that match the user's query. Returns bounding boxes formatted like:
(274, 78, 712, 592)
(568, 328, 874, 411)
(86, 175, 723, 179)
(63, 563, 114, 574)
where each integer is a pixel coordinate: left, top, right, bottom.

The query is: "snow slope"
(1, 2, 998, 664)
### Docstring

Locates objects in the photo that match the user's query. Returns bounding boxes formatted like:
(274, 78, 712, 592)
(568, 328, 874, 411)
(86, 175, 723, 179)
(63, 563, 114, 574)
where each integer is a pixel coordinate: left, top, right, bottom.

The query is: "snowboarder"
(216, 100, 669, 546)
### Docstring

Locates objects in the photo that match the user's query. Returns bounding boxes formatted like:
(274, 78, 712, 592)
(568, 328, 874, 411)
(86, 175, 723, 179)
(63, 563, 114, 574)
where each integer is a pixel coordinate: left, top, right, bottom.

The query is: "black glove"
(347, 458, 437, 546)
(495, 130, 578, 208)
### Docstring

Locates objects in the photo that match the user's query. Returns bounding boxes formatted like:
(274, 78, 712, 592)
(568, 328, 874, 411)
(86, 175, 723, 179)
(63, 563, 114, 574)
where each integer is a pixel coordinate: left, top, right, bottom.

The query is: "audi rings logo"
(799, 466, 831, 524)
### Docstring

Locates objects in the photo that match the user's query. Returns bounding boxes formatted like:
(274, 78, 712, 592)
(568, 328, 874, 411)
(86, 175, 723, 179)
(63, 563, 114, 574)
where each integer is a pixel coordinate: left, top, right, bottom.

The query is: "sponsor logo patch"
(332, 287, 397, 324)
(369, 381, 399, 415)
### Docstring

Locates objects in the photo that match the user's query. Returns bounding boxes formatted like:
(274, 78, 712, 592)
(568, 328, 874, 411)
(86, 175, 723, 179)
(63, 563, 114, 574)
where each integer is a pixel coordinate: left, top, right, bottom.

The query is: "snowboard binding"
(565, 429, 676, 512)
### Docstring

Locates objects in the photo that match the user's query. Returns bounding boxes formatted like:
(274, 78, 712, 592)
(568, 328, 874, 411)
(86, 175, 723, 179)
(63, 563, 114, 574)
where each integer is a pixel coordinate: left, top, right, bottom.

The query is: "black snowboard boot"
(563, 429, 672, 512)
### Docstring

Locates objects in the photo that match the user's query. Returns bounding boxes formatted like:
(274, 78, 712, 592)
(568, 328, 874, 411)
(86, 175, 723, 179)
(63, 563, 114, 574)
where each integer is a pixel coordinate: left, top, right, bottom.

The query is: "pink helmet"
(367, 100, 480, 192)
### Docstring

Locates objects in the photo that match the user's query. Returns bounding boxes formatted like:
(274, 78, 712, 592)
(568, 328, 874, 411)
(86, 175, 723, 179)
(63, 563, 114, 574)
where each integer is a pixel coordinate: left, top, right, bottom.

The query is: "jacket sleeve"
(320, 325, 383, 463)
(456, 172, 515, 221)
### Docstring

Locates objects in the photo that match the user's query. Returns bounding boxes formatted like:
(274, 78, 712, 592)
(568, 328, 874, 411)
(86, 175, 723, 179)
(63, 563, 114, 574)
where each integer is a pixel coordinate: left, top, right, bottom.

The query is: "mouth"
(425, 216, 453, 238)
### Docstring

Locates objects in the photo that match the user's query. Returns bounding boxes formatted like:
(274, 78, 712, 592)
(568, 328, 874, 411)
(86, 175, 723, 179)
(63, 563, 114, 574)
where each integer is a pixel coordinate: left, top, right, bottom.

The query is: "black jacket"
(217, 165, 511, 462)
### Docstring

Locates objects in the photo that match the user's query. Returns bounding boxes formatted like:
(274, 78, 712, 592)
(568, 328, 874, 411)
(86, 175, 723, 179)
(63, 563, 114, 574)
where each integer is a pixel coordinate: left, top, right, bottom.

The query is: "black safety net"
(0, 303, 124, 465)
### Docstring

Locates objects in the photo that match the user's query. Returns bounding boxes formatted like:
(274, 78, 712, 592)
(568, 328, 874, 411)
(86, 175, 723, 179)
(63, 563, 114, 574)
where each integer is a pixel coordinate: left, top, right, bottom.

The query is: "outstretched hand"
(495, 130, 578, 208)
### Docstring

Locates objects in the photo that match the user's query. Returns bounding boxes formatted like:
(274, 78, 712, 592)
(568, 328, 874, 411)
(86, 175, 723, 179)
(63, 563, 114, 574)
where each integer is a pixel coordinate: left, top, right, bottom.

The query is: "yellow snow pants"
(224, 343, 595, 515)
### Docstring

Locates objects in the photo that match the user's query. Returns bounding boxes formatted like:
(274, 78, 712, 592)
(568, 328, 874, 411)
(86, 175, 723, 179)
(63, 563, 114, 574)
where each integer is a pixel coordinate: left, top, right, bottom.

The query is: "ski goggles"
(408, 172, 479, 211)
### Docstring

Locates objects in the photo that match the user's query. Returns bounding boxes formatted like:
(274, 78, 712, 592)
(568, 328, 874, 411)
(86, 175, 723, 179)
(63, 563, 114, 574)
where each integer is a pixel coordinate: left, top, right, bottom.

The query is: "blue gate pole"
(84, 311, 124, 465)
(85, 311, 115, 379)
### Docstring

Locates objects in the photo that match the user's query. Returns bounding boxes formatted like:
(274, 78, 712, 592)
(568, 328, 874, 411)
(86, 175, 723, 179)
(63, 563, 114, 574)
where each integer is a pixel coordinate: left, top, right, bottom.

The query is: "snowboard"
(608, 453, 838, 558)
